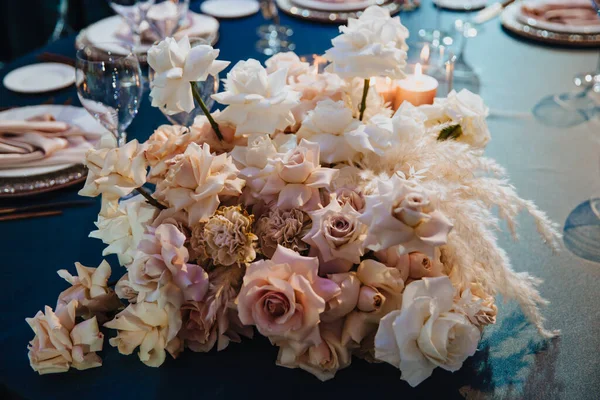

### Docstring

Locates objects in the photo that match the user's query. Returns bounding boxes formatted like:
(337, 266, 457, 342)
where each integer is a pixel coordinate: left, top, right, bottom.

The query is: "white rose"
(212, 59, 301, 136)
(324, 6, 408, 80)
(419, 90, 490, 148)
(296, 99, 362, 164)
(346, 77, 393, 122)
(265, 52, 311, 83)
(346, 113, 397, 158)
(374, 276, 481, 387)
(148, 36, 229, 115)
(89, 195, 158, 266)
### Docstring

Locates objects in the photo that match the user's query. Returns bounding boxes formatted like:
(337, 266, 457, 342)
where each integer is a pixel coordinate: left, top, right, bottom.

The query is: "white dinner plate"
(515, 0, 600, 34)
(85, 12, 220, 56)
(0, 105, 108, 178)
(201, 0, 260, 18)
(290, 0, 377, 12)
(3, 63, 75, 94)
(433, 0, 487, 11)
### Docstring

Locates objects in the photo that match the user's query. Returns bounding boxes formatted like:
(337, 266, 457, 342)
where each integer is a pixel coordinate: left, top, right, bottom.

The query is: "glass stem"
(359, 78, 370, 121)
(135, 187, 167, 210)
(191, 81, 224, 141)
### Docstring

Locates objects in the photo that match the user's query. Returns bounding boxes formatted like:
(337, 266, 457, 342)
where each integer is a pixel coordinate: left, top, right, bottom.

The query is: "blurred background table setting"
(0, 0, 598, 399)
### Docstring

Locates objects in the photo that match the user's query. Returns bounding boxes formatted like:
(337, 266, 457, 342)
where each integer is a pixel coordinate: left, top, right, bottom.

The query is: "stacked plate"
(75, 11, 220, 62)
(276, 0, 417, 23)
(501, 0, 600, 47)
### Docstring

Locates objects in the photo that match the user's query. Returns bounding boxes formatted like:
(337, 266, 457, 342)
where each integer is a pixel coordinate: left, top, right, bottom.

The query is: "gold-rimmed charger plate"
(275, 0, 418, 24)
(501, 3, 600, 48)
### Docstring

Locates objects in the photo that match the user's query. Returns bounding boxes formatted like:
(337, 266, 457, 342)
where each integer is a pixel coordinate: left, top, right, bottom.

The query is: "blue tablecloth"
(1, 1, 599, 399)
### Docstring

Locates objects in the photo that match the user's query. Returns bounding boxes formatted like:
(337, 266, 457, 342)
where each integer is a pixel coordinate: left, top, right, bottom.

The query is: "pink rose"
(321, 272, 360, 322)
(374, 245, 410, 282)
(237, 245, 340, 345)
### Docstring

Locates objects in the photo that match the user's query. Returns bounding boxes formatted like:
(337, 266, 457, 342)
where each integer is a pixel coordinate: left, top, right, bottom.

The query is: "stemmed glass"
(450, 18, 480, 93)
(256, 0, 294, 56)
(108, 0, 156, 52)
(76, 43, 143, 146)
(533, 0, 600, 127)
(148, 38, 219, 126)
(49, 0, 74, 42)
(146, 0, 190, 40)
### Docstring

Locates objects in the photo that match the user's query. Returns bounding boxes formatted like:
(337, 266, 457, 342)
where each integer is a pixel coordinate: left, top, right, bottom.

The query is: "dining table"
(0, 1, 599, 399)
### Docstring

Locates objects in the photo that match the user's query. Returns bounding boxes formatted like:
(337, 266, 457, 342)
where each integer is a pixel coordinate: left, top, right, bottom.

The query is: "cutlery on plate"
(0, 210, 63, 222)
(0, 200, 94, 215)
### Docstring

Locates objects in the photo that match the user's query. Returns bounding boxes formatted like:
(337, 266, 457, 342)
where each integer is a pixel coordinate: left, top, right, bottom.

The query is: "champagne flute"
(146, 0, 190, 40)
(76, 43, 143, 146)
(533, 0, 600, 127)
(108, 0, 156, 51)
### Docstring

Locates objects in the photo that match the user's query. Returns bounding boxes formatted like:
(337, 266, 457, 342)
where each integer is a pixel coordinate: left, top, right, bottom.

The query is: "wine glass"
(49, 0, 74, 43)
(449, 15, 480, 94)
(146, 0, 190, 40)
(108, 0, 156, 51)
(256, 0, 294, 56)
(533, 0, 600, 127)
(76, 43, 143, 146)
(148, 38, 219, 127)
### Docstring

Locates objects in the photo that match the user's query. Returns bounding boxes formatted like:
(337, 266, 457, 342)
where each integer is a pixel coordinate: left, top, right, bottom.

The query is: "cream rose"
(324, 6, 408, 80)
(342, 260, 404, 346)
(104, 302, 182, 367)
(212, 59, 301, 135)
(145, 124, 190, 181)
(276, 320, 351, 381)
(89, 194, 158, 266)
(303, 200, 366, 274)
(296, 99, 363, 164)
(26, 301, 104, 375)
(374, 245, 410, 282)
(56, 260, 122, 322)
(237, 245, 340, 346)
(360, 174, 453, 258)
(79, 139, 147, 199)
(290, 72, 346, 127)
(148, 36, 229, 115)
(374, 276, 481, 387)
(259, 139, 339, 211)
(155, 142, 245, 225)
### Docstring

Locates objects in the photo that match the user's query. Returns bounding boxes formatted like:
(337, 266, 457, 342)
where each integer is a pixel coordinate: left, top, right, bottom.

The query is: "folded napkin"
(522, 0, 600, 26)
(0, 114, 104, 169)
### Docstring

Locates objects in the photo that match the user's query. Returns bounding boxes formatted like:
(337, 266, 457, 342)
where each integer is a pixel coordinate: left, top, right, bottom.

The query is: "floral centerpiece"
(26, 6, 560, 386)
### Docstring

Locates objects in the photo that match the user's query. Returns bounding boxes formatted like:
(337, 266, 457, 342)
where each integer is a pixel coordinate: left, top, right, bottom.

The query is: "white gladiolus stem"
(191, 82, 224, 141)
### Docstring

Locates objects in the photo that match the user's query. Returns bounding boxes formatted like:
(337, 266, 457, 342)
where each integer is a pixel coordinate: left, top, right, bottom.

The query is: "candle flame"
(415, 63, 423, 77)
(385, 77, 392, 85)
(369, 77, 375, 86)
(420, 44, 430, 63)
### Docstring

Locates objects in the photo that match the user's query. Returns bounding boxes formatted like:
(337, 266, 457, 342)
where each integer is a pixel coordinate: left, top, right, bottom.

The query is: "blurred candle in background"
(395, 63, 438, 108)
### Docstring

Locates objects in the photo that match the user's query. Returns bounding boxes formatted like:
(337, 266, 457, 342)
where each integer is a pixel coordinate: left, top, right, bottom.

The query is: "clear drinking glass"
(76, 44, 143, 146)
(533, 0, 600, 127)
(49, 0, 73, 42)
(108, 0, 156, 51)
(256, 0, 294, 55)
(146, 0, 190, 40)
(148, 38, 219, 126)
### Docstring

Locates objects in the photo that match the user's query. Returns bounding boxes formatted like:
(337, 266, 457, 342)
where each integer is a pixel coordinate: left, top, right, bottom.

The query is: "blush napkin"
(0, 114, 103, 169)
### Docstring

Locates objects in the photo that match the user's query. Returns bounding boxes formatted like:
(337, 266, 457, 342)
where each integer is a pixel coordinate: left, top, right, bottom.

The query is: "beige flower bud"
(357, 286, 385, 312)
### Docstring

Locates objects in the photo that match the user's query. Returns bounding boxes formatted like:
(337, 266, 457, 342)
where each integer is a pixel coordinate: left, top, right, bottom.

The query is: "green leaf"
(437, 124, 463, 141)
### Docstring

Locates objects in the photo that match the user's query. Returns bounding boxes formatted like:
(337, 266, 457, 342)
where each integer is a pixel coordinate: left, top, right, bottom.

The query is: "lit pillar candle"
(395, 63, 438, 108)
(372, 76, 398, 107)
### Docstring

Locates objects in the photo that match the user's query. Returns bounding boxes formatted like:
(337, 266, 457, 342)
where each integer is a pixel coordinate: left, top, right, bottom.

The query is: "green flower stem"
(358, 78, 370, 121)
(135, 187, 167, 210)
(191, 81, 224, 142)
